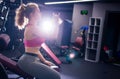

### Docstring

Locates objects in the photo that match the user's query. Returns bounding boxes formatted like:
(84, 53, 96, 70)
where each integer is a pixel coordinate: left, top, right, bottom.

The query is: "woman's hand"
(52, 12, 63, 25)
(44, 60, 54, 66)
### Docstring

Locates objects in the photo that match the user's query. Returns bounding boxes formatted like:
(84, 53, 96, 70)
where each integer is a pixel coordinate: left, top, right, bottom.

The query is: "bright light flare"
(42, 20, 53, 32)
(69, 53, 76, 59)
(41, 18, 55, 35)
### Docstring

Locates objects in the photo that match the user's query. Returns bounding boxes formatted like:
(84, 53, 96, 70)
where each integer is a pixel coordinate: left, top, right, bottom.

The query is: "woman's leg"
(31, 60, 60, 79)
(18, 54, 60, 79)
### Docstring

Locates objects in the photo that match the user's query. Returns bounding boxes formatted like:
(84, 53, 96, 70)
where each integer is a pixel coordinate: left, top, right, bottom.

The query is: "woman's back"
(24, 25, 45, 53)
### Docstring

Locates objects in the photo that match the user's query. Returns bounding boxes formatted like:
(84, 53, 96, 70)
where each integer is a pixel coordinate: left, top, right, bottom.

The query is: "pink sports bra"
(24, 37, 45, 47)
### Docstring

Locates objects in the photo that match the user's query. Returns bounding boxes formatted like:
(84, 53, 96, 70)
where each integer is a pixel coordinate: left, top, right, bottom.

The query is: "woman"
(15, 3, 60, 79)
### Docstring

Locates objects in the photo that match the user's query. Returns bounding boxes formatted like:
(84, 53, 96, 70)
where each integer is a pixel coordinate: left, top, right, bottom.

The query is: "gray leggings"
(17, 53, 61, 79)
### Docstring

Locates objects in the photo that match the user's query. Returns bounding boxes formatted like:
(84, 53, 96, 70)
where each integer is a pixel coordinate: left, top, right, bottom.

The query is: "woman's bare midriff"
(25, 47, 41, 55)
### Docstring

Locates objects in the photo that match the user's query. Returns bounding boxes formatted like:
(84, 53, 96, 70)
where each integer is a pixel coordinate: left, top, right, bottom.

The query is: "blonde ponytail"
(15, 4, 27, 29)
(15, 3, 39, 29)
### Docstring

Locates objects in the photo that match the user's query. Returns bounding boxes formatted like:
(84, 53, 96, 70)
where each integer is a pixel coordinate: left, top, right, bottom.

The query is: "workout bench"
(0, 53, 34, 79)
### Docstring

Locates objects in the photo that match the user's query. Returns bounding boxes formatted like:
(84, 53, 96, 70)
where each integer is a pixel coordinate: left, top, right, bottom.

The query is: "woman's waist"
(25, 47, 40, 54)
(25, 52, 38, 57)
(25, 46, 40, 51)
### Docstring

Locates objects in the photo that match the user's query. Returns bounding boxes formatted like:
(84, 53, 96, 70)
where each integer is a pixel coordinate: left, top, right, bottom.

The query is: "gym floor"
(1, 49, 120, 79)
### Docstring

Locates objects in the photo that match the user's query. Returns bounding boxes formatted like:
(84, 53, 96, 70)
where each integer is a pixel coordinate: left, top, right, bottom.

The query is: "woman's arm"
(37, 51, 53, 66)
(37, 26, 59, 39)
(37, 51, 46, 63)
(32, 15, 61, 40)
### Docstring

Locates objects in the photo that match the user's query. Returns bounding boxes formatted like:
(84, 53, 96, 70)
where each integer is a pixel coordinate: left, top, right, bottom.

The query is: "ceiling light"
(45, 0, 98, 5)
